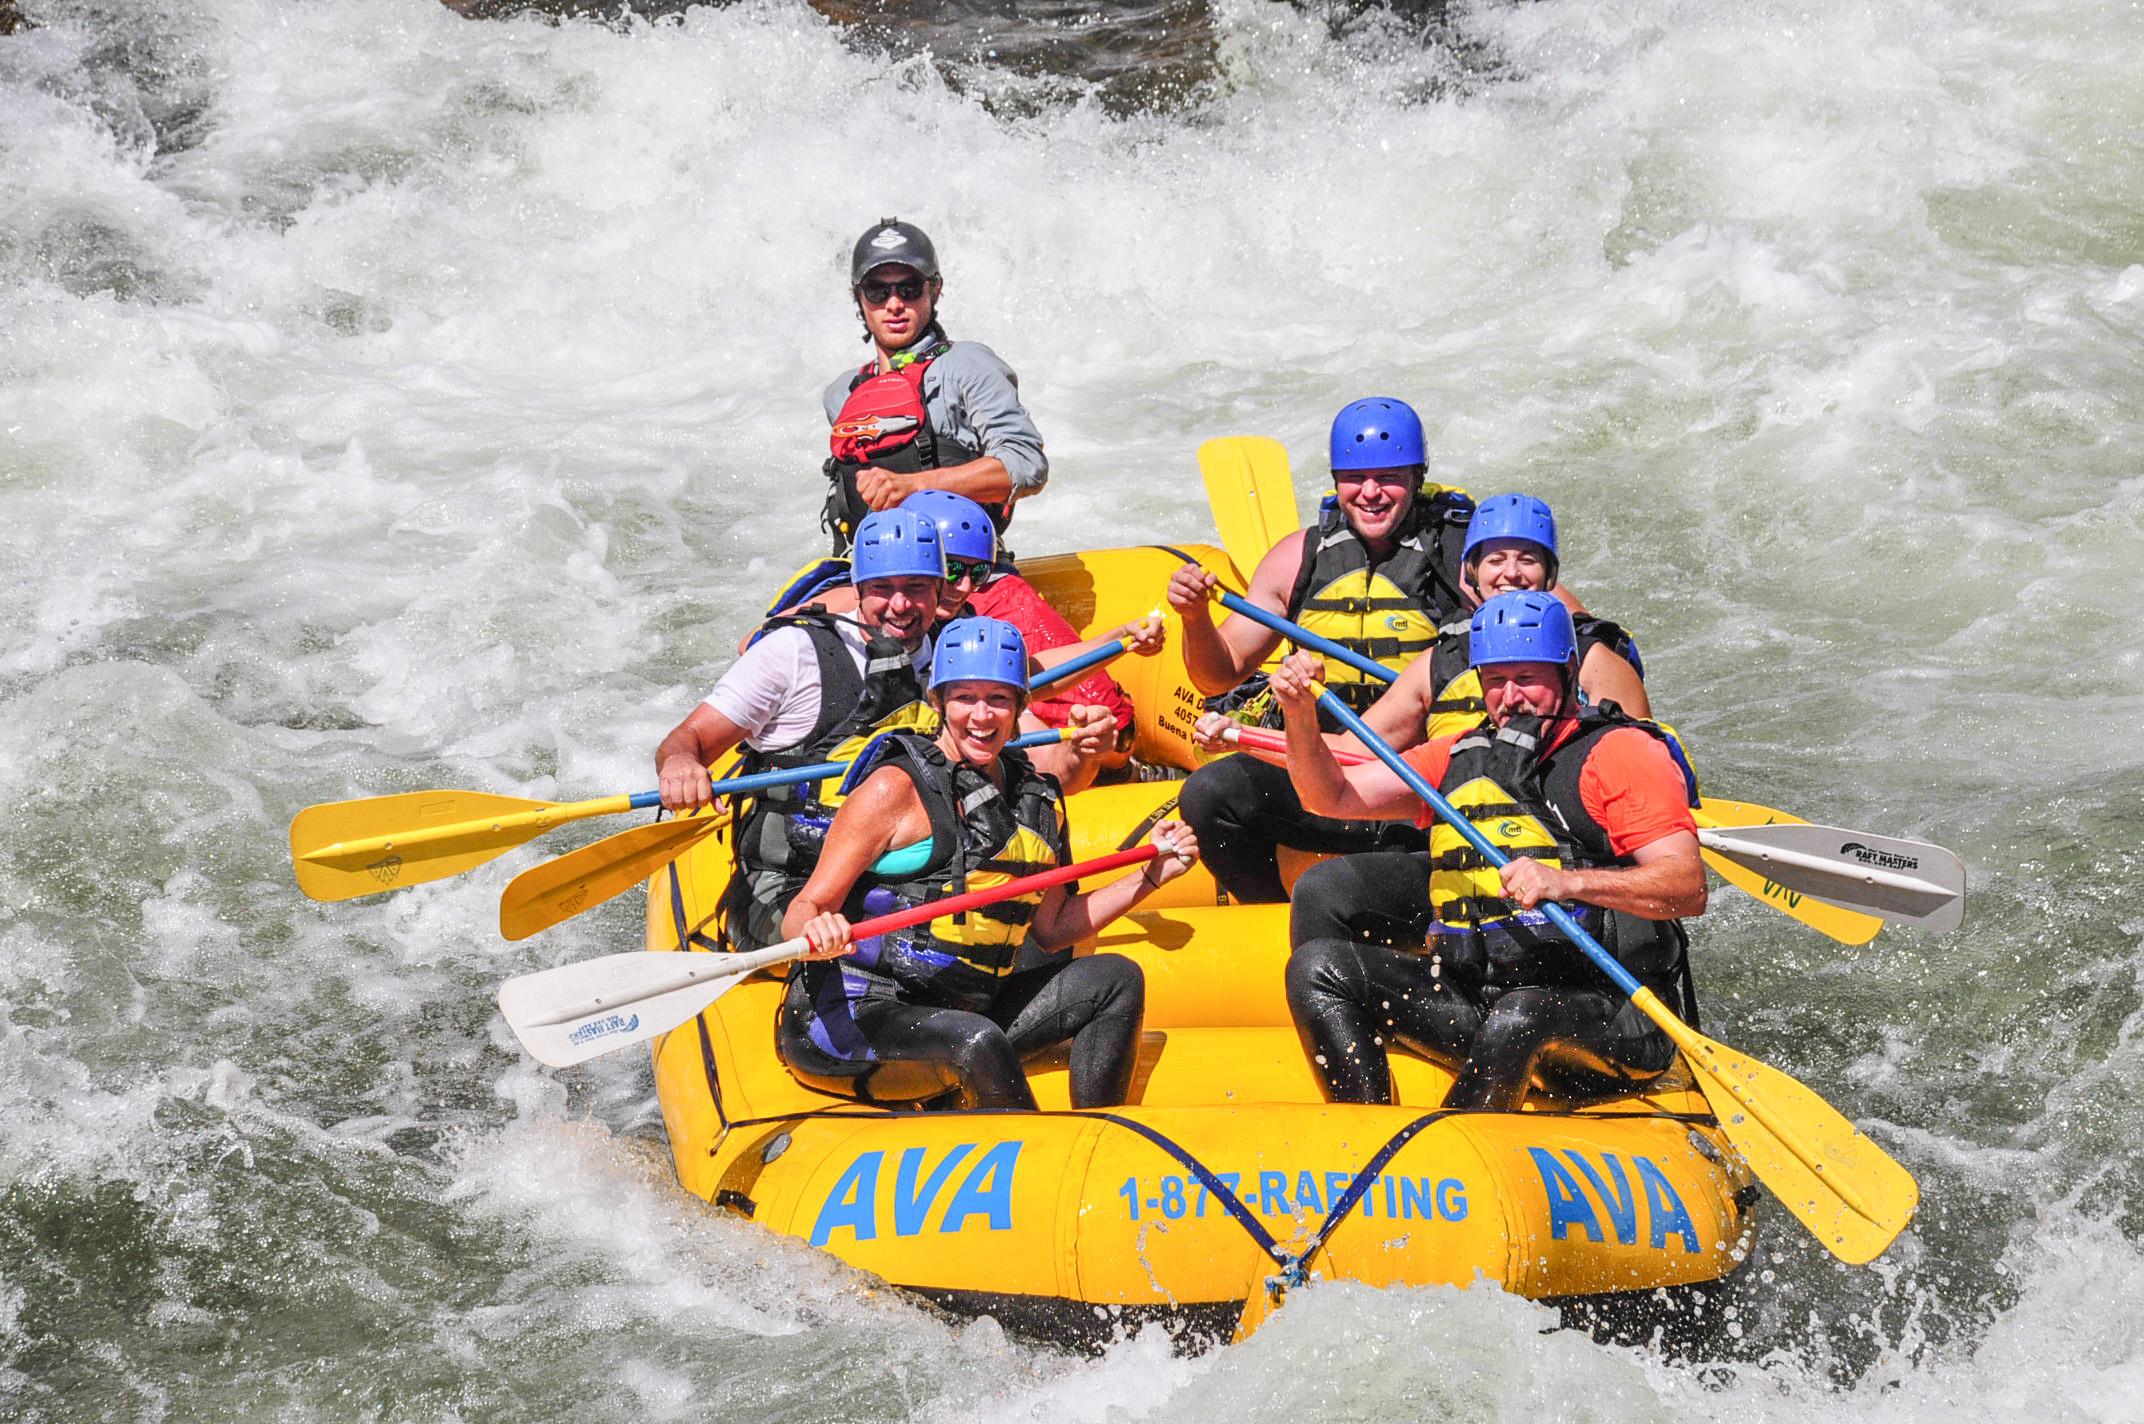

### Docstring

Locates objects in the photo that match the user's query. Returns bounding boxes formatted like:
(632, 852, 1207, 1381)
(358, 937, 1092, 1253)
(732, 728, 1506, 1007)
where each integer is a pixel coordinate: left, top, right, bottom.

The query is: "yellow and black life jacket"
(727, 609, 940, 947)
(1422, 615, 1646, 740)
(1282, 490, 1475, 722)
(836, 732, 1069, 1010)
(1426, 705, 1693, 995)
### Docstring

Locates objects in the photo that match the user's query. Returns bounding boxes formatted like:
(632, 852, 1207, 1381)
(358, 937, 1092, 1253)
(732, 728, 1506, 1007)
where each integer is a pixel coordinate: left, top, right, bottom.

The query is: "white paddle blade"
(497, 943, 806, 1068)
(1697, 822, 1965, 932)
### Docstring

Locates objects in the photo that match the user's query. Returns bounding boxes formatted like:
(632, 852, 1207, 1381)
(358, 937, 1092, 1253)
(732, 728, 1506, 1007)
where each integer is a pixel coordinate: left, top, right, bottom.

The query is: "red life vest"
(821, 337, 1007, 555)
(829, 360, 934, 466)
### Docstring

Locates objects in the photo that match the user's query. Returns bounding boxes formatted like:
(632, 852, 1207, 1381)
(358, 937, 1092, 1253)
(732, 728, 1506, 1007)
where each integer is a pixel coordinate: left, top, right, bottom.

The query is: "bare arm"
(1021, 704, 1115, 796)
(1499, 831, 1706, 920)
(1030, 613, 1165, 671)
(1269, 651, 1422, 821)
(655, 704, 752, 811)
(779, 766, 932, 941)
(1579, 643, 1650, 720)
(1344, 646, 1438, 754)
(1027, 822, 1201, 950)
(1162, 538, 1299, 696)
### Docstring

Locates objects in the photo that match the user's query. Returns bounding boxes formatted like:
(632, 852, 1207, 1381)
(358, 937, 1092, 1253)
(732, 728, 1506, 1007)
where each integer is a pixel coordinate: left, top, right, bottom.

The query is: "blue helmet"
(849, 508, 946, 584)
(1471, 590, 1577, 670)
(930, 617, 1029, 693)
(1329, 397, 1426, 473)
(1463, 493, 1560, 586)
(900, 489, 998, 564)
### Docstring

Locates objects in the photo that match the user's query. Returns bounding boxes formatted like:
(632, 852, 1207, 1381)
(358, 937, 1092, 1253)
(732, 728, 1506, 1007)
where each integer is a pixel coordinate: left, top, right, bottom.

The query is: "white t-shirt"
(703, 621, 932, 754)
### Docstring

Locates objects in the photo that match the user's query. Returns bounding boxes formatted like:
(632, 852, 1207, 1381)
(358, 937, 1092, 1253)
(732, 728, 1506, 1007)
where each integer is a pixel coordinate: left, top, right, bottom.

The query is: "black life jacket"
(820, 330, 996, 553)
(1281, 489, 1475, 724)
(1423, 614, 1645, 739)
(1425, 704, 1693, 999)
(725, 610, 939, 947)
(836, 732, 1068, 1011)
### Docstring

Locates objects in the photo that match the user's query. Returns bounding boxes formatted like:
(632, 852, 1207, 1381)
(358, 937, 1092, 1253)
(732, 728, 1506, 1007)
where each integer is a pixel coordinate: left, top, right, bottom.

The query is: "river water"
(4, 0, 2142, 1418)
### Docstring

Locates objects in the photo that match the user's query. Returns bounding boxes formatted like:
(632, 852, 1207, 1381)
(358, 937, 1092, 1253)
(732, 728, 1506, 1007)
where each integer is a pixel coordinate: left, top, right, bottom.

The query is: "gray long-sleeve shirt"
(822, 336, 1049, 494)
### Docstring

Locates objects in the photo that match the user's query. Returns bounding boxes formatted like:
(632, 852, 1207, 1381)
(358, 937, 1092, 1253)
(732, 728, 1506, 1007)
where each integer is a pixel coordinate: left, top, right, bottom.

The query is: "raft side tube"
(1019, 543, 1239, 772)
(694, 1103, 1751, 1309)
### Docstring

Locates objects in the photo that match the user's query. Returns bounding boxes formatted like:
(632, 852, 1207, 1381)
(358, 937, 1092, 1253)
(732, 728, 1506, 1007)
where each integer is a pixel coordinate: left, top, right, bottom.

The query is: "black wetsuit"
(773, 731, 1145, 1110)
(778, 954, 1144, 1110)
(1284, 852, 1673, 1110)
(1283, 710, 1693, 1110)
(1178, 755, 1424, 904)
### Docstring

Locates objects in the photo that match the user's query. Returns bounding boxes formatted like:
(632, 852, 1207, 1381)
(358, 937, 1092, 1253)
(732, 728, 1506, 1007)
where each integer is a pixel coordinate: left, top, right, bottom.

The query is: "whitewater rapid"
(4, 0, 2143, 1418)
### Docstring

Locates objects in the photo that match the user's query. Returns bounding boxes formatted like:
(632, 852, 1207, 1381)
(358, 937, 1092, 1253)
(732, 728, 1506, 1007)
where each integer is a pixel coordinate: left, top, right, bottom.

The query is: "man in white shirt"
(654, 508, 952, 948)
(655, 571, 939, 812)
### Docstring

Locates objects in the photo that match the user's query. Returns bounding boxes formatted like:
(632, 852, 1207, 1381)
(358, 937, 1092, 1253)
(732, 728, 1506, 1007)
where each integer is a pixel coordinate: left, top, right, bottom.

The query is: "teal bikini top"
(869, 838, 934, 876)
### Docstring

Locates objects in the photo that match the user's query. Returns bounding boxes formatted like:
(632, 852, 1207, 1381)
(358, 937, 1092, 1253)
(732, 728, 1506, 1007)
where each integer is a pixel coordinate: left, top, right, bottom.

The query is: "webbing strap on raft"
(713, 1099, 1459, 1292)
(1076, 1107, 1460, 1293)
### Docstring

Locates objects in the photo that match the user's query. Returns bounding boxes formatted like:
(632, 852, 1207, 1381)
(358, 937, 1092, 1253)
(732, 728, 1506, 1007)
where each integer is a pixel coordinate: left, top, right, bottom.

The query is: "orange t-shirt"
(1405, 723, 1695, 856)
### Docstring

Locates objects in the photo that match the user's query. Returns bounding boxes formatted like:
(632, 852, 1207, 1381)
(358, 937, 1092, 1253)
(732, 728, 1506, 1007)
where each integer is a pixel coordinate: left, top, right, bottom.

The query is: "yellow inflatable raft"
(642, 544, 1756, 1341)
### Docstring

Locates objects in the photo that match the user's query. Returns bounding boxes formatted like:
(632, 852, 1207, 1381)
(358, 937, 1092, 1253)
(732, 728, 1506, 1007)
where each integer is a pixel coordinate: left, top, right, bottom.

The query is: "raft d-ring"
(1264, 1255, 1309, 1295)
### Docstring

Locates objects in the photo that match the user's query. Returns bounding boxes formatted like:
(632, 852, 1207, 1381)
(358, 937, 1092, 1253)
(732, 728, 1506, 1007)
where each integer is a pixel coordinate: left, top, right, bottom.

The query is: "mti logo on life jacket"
(831, 364, 934, 464)
(830, 414, 920, 443)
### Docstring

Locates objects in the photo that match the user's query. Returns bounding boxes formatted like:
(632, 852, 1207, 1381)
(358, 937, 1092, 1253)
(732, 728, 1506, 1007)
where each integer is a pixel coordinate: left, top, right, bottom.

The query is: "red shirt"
(1404, 721, 1695, 857)
(969, 572, 1136, 730)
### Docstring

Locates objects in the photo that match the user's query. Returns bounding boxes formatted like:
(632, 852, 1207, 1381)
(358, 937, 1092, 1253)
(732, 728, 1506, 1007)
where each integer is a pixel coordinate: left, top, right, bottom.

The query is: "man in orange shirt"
(1269, 590, 1708, 1110)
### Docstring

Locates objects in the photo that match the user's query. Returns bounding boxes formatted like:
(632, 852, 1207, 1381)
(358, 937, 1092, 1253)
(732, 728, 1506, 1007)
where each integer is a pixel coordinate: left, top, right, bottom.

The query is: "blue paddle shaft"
(630, 638, 1126, 804)
(1311, 687, 1644, 1000)
(696, 726, 1062, 799)
(1029, 636, 1127, 691)
(1216, 590, 1398, 686)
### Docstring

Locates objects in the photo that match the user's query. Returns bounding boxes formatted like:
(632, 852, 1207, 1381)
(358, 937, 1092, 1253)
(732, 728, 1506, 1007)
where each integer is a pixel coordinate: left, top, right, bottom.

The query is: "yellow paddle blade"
(1198, 436, 1300, 580)
(1694, 799, 1883, 946)
(1634, 989, 1919, 1265)
(499, 811, 730, 942)
(290, 789, 613, 902)
(1700, 796, 1815, 829)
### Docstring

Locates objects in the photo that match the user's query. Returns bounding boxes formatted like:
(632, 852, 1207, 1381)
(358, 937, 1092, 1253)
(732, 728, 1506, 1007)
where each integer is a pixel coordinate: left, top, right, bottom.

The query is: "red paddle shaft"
(836, 844, 1161, 943)
(1228, 724, 1374, 765)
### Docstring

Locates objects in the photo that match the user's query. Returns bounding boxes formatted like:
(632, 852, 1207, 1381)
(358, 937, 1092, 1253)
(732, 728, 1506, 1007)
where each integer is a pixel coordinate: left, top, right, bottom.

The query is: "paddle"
(291, 638, 1135, 904)
(1198, 436, 1301, 579)
(1201, 599, 1960, 939)
(498, 845, 1164, 1067)
(1220, 726, 1952, 934)
(496, 727, 1071, 941)
(1691, 804, 1962, 934)
(1305, 684, 1919, 1265)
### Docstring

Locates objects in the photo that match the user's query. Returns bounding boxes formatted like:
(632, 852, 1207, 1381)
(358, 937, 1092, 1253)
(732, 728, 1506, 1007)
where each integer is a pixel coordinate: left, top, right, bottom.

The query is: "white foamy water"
(4, 0, 2143, 1418)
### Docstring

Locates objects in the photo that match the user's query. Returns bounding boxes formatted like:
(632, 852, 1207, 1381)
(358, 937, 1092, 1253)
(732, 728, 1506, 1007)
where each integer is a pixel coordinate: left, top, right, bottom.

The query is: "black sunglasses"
(944, 556, 995, 584)
(859, 276, 929, 305)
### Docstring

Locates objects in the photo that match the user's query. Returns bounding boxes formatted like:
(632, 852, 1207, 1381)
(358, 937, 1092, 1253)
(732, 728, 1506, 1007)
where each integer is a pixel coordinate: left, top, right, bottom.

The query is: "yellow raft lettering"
(810, 1142, 1023, 1246)
(1528, 1148, 1699, 1253)
(1116, 1170, 1467, 1223)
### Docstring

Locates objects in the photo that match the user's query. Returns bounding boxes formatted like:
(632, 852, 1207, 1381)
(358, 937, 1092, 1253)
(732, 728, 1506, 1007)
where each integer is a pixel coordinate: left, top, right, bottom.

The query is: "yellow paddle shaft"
(297, 793, 638, 865)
